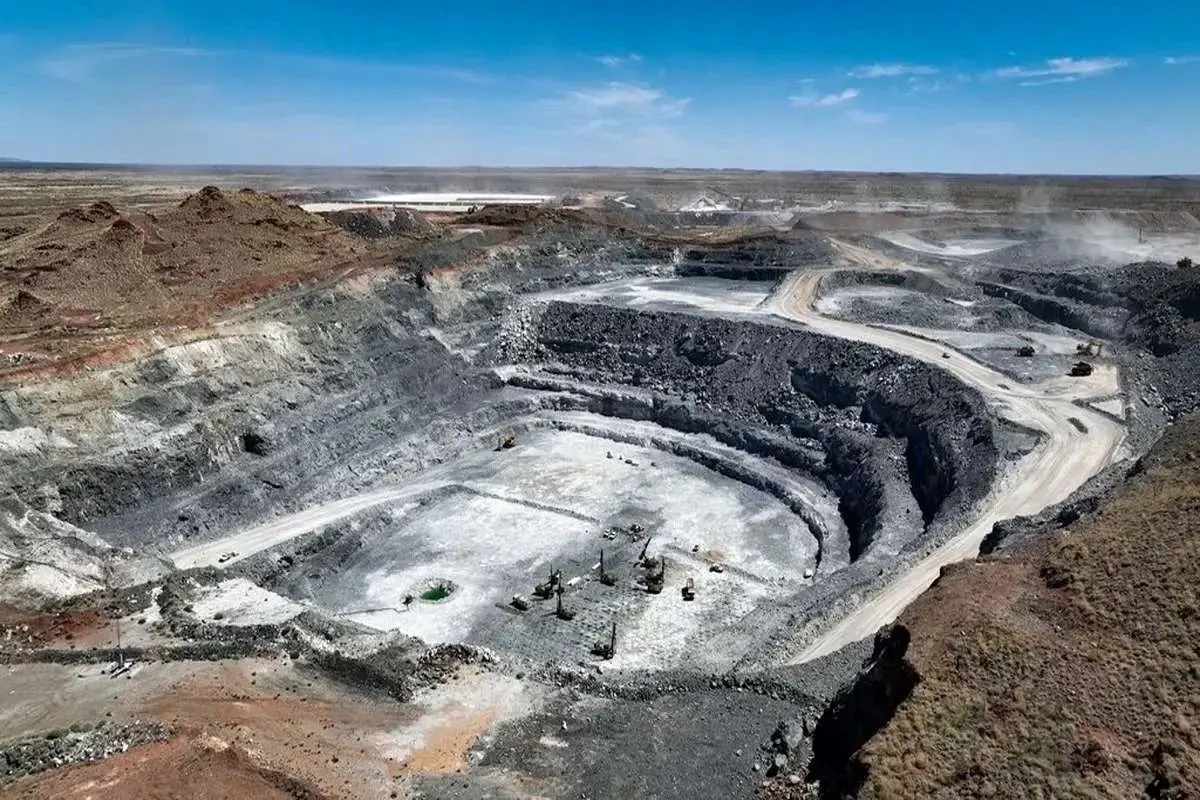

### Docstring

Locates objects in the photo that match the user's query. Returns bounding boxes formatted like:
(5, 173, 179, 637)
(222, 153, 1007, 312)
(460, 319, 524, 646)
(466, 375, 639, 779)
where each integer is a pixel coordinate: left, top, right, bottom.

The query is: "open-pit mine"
(1, 167, 1198, 799)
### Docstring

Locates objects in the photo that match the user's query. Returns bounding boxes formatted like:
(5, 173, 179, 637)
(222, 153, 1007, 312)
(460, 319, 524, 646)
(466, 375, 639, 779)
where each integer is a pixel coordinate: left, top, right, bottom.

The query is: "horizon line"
(3, 159, 1199, 180)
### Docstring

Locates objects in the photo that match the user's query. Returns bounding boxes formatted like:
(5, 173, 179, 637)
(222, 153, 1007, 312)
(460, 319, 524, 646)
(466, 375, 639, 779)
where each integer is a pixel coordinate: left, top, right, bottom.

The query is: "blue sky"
(1, 0, 1198, 172)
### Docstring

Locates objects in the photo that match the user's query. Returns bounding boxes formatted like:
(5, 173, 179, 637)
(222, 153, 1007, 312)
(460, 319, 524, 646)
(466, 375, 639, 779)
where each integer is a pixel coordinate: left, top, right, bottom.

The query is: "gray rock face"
(0, 231, 676, 561)
(525, 301, 997, 554)
(677, 232, 834, 280)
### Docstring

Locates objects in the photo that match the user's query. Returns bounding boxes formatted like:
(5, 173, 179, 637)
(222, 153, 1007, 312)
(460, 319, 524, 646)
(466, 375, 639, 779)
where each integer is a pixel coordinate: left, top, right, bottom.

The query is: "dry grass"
(857, 415, 1200, 799)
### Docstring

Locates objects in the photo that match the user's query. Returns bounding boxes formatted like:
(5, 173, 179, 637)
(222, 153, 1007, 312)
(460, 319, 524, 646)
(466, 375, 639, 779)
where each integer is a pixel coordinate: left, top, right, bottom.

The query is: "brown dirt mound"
(176, 184, 237, 220)
(55, 201, 120, 225)
(176, 186, 325, 231)
(847, 414, 1200, 799)
(0, 188, 373, 371)
(101, 217, 146, 245)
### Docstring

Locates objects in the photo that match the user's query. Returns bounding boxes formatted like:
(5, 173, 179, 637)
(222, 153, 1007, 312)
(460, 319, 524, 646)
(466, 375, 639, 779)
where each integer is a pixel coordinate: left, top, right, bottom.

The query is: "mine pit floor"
(179, 420, 828, 671)
(294, 426, 818, 668)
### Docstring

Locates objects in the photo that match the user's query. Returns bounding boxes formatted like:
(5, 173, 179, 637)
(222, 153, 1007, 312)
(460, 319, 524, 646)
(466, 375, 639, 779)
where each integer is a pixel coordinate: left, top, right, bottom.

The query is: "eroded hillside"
(0, 188, 421, 375)
(839, 414, 1200, 799)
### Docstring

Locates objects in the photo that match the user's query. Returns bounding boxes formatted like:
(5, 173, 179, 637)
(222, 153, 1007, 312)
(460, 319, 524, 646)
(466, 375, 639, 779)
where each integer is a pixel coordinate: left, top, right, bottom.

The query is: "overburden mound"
(0, 187, 367, 333)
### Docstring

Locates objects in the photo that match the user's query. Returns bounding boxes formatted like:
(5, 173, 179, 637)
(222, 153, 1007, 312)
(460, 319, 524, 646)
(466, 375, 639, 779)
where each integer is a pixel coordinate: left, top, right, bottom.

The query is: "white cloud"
(559, 80, 690, 162)
(38, 43, 210, 83)
(993, 56, 1128, 84)
(1018, 76, 1083, 86)
(39, 44, 496, 86)
(1164, 55, 1200, 65)
(906, 77, 945, 95)
(597, 53, 643, 68)
(577, 118, 621, 135)
(845, 109, 888, 124)
(566, 82, 690, 117)
(789, 88, 860, 107)
(850, 63, 938, 79)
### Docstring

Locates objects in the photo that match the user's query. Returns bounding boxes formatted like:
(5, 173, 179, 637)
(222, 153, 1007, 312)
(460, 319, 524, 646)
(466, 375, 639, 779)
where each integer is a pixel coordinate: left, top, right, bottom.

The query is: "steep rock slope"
(834, 413, 1200, 799)
(521, 302, 998, 556)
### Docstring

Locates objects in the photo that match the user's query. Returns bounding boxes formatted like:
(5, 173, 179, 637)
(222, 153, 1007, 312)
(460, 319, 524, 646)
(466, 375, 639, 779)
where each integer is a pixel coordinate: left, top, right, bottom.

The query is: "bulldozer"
(1070, 361, 1095, 377)
(496, 433, 517, 451)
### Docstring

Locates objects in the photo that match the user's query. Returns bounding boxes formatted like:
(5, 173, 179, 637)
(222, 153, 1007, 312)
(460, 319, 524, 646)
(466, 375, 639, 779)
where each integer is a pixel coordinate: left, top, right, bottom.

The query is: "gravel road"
(770, 269, 1126, 661)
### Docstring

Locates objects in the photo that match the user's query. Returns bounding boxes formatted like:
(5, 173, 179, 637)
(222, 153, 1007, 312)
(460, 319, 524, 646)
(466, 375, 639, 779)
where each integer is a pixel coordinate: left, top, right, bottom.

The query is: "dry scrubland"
(856, 415, 1200, 799)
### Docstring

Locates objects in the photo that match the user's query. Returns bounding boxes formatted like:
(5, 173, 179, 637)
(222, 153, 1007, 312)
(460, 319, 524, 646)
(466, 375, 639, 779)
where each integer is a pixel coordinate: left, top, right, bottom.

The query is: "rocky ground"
(0, 187, 428, 374)
(832, 412, 1200, 800)
(1, 168, 1199, 798)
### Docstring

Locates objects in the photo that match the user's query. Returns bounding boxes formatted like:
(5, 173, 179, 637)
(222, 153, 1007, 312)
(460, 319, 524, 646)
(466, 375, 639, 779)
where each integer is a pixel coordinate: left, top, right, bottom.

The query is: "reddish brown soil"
(2, 736, 333, 800)
(3, 660, 421, 799)
(0, 604, 106, 648)
(851, 415, 1200, 799)
(397, 711, 493, 776)
(0, 188, 412, 380)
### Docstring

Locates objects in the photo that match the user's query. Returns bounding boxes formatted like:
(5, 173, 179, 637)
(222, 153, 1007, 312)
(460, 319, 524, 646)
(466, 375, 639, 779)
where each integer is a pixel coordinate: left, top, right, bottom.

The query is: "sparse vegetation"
(854, 414, 1200, 799)
(1178, 256, 1195, 269)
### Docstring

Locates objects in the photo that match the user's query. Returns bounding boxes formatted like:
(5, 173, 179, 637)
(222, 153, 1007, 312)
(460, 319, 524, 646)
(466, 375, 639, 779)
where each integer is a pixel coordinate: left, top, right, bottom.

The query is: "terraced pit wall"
(0, 232, 675, 551)
(5, 262, 1000, 584)
(0, 275, 494, 547)
(519, 301, 999, 559)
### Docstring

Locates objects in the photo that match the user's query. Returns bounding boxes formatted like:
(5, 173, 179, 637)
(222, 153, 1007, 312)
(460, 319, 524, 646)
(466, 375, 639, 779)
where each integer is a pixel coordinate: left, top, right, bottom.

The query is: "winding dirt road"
(169, 479, 604, 571)
(171, 254, 1127, 667)
(169, 484, 443, 570)
(770, 269, 1126, 663)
